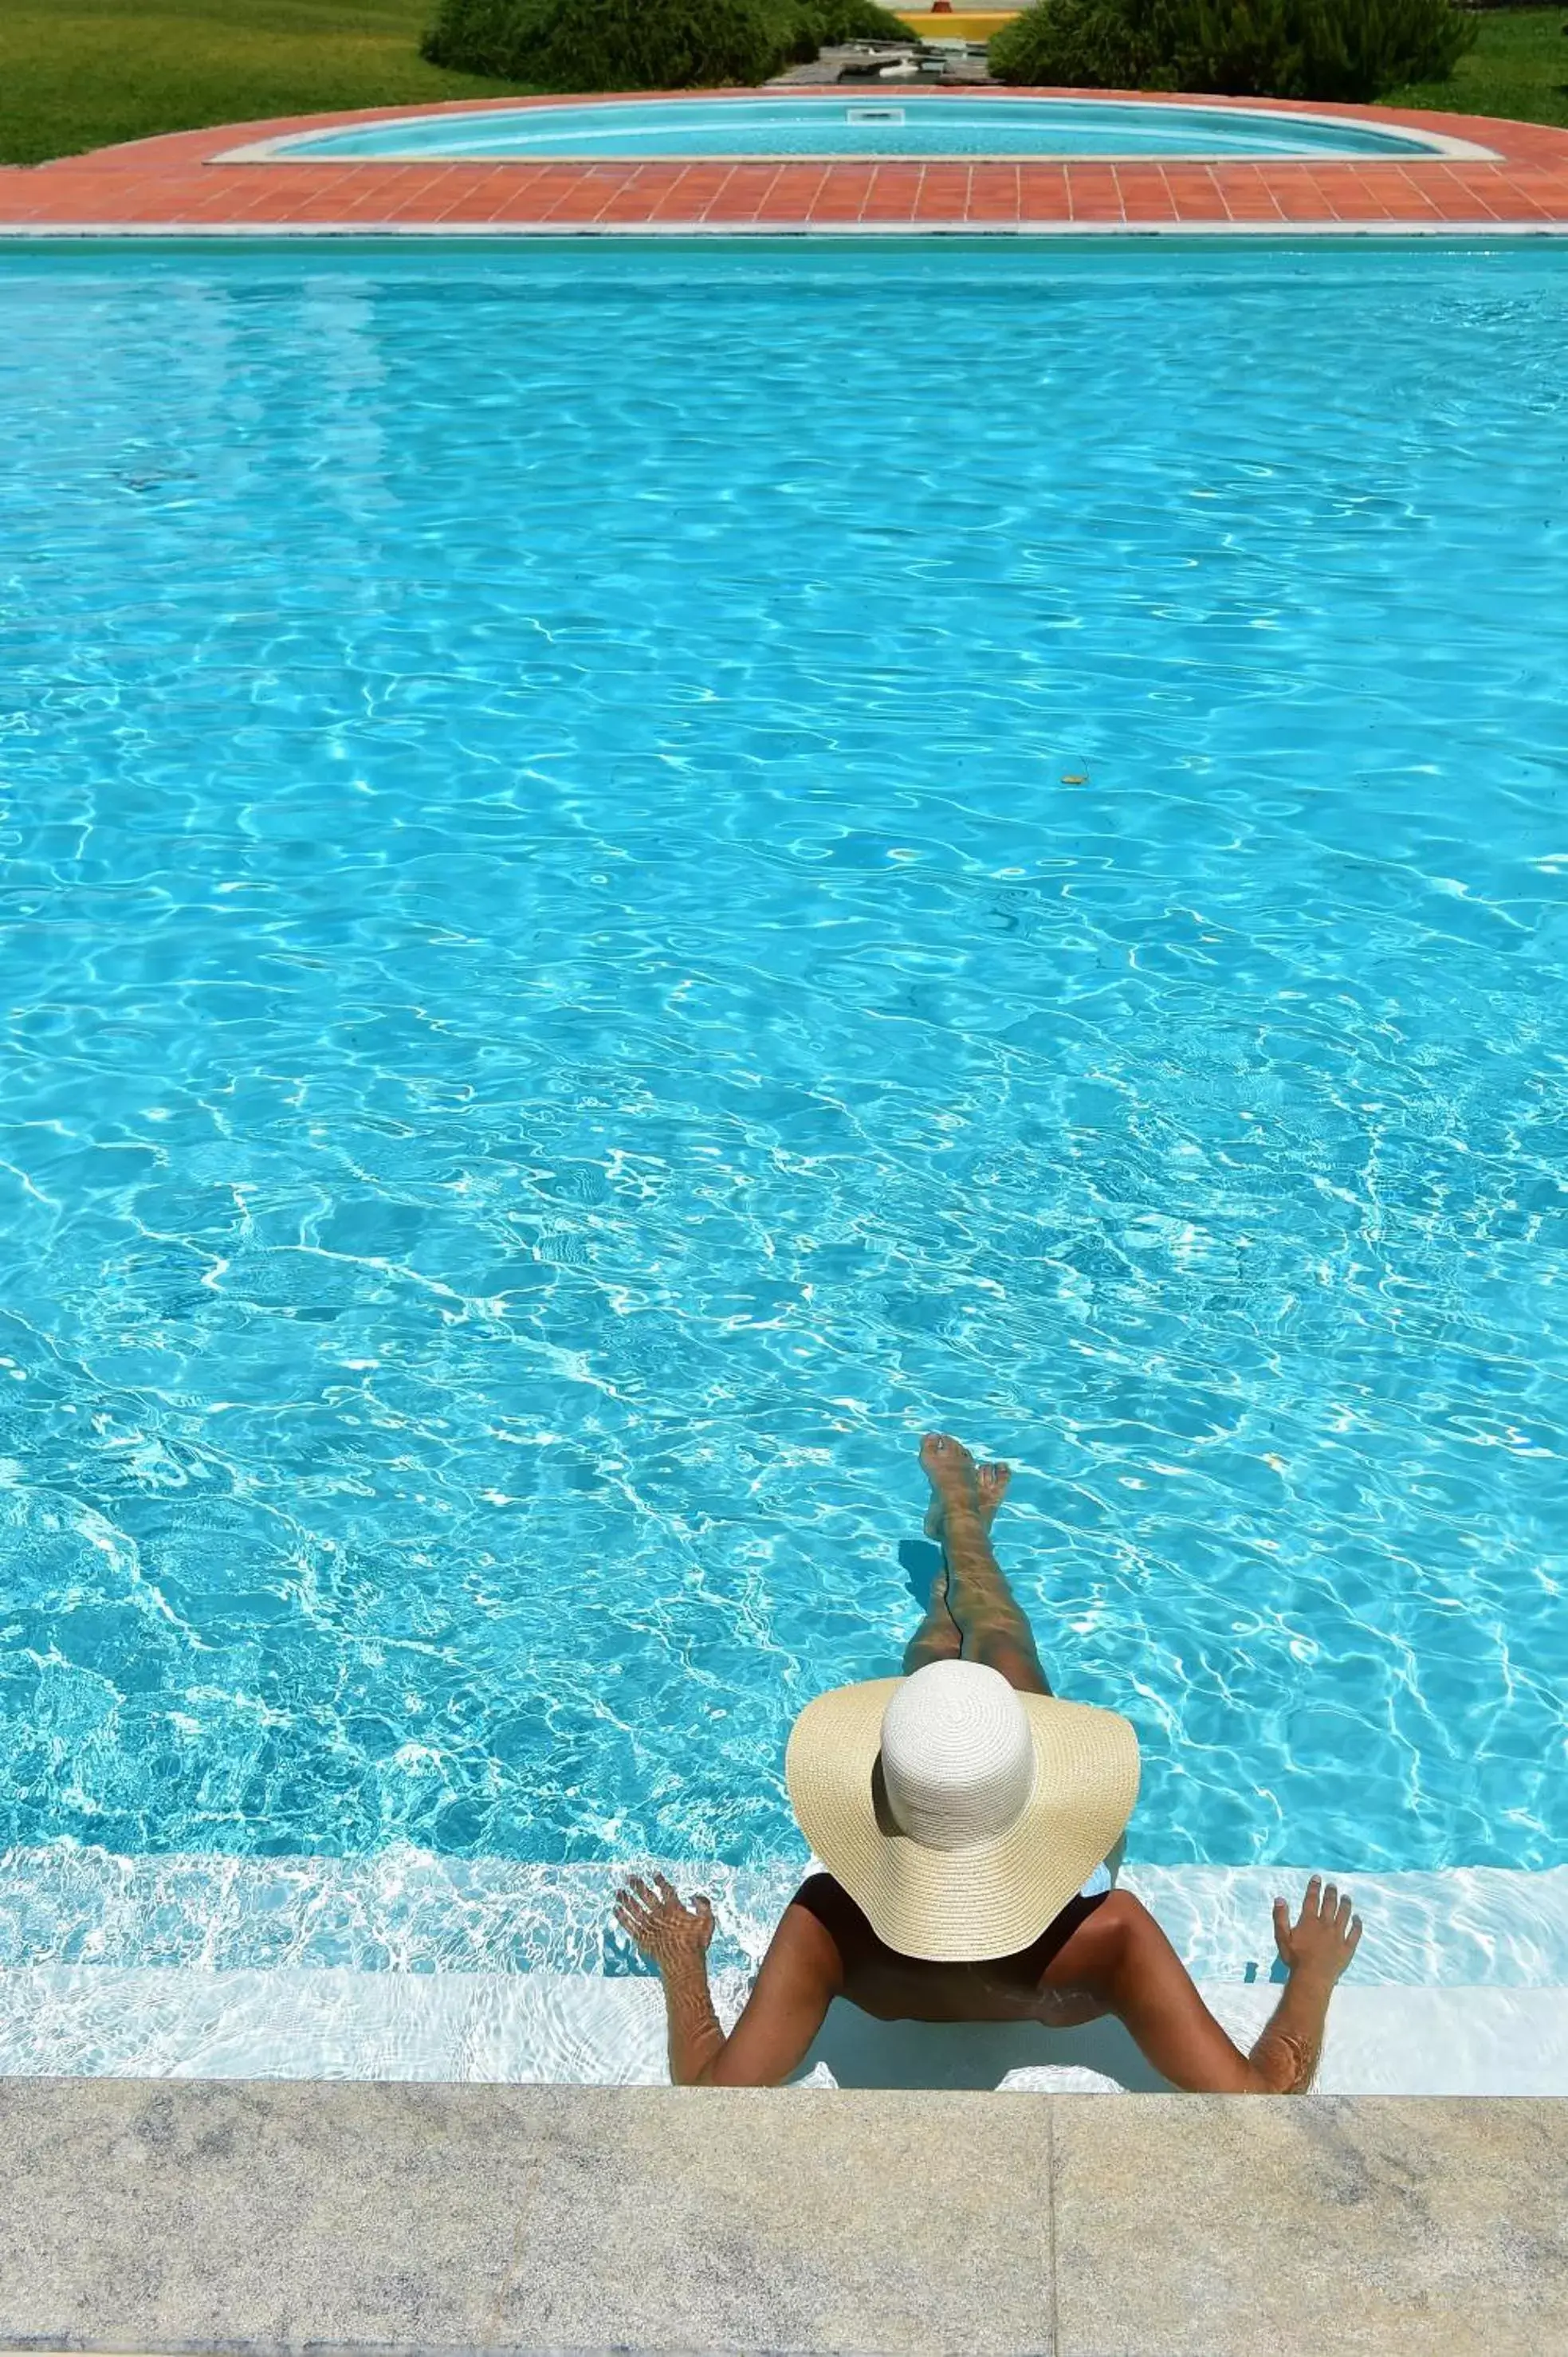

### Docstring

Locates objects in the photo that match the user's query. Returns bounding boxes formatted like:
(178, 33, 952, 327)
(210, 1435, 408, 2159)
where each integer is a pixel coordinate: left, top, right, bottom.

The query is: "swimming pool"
(0, 241, 1563, 1958)
(233, 95, 1487, 164)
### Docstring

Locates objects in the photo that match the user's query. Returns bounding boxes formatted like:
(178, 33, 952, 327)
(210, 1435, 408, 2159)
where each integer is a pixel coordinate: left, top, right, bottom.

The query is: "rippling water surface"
(1, 240, 1564, 1883)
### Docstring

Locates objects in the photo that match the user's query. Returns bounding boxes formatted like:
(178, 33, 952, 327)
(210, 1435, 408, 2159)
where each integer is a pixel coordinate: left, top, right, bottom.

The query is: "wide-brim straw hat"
(786, 1660, 1140, 1963)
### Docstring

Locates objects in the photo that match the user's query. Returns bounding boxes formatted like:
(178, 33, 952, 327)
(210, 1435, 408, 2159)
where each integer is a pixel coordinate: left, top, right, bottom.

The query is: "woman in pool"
(614, 1432, 1362, 2092)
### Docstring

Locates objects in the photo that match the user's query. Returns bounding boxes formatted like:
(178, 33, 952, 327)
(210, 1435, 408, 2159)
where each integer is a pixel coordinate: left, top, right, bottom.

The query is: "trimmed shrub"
(988, 0, 1474, 101)
(791, 0, 918, 44)
(989, 0, 1165, 85)
(426, 0, 773, 85)
(422, 0, 546, 76)
(424, 0, 915, 88)
(767, 0, 924, 65)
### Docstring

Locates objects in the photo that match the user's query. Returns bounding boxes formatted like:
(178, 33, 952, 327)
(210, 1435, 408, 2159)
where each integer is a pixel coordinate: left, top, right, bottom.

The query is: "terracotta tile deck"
(2, 88, 1566, 235)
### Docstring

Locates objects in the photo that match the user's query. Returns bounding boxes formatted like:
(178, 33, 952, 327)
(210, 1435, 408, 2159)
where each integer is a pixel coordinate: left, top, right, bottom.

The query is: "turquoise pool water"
(249, 94, 1459, 163)
(0, 240, 1564, 1888)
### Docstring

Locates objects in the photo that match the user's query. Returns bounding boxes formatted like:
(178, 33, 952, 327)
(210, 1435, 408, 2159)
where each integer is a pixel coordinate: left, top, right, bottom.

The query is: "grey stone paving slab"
(3, 2080, 1565, 2356)
(1050, 2094, 1568, 2357)
(0, 2079, 1054, 2355)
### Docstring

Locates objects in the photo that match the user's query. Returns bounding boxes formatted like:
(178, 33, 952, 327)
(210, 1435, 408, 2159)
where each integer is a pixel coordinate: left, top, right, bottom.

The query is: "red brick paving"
(2, 88, 1566, 234)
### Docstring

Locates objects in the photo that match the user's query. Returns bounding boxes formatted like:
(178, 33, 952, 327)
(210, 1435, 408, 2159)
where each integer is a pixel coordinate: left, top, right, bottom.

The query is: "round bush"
(426, 0, 780, 88)
(988, 0, 1475, 102)
(796, 0, 919, 44)
(424, 0, 917, 88)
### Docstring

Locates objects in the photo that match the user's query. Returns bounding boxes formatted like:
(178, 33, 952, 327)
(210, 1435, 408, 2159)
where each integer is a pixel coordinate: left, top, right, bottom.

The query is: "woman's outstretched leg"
(901, 1468, 1010, 1674)
(919, 1432, 1051, 1695)
(902, 1559, 962, 1674)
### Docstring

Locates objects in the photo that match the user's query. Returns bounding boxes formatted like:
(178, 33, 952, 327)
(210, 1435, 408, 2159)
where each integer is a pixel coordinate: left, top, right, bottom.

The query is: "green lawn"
(1386, 6, 1568, 130)
(0, 0, 1564, 167)
(0, 0, 537, 167)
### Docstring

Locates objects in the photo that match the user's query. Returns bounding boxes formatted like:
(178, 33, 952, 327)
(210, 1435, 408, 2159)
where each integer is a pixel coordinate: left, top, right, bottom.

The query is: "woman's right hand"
(613, 1873, 715, 1976)
(1272, 1876, 1362, 1983)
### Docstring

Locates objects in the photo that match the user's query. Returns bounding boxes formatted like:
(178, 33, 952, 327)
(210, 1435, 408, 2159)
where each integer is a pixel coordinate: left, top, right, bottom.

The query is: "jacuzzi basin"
(229, 94, 1489, 165)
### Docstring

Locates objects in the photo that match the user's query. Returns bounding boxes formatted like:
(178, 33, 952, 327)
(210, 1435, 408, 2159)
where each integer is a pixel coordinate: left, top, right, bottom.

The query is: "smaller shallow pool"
(235, 95, 1478, 164)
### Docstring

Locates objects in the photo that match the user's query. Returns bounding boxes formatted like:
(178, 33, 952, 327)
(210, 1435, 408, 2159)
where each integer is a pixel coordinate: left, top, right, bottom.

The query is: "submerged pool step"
(2, 1844, 1566, 1986)
(2, 1846, 1564, 2092)
(0, 1962, 1563, 2096)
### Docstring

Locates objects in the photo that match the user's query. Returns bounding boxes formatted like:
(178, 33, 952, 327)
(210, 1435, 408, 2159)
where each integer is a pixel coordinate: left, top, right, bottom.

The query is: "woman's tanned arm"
(1247, 1879, 1362, 2091)
(1061, 1877, 1361, 2093)
(614, 1879, 839, 2087)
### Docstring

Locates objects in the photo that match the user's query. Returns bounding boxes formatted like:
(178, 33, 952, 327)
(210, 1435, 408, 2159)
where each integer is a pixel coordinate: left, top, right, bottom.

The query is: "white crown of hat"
(879, 1659, 1037, 1853)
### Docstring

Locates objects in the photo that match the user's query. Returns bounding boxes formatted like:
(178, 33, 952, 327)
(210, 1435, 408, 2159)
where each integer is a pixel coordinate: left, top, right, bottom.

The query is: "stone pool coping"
(2, 88, 1567, 234)
(2, 2078, 1564, 2354)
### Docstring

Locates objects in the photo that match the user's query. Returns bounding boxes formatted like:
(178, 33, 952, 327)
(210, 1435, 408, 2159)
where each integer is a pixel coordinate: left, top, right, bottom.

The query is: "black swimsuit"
(791, 1870, 1110, 2023)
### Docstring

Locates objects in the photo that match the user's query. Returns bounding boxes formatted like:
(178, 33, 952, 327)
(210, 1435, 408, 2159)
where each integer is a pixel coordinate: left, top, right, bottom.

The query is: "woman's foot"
(921, 1432, 1011, 1538)
(976, 1460, 1012, 1526)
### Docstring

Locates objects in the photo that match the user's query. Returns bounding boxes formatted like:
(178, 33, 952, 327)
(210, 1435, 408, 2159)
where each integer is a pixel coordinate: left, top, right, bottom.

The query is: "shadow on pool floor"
(800, 2001, 1172, 2090)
